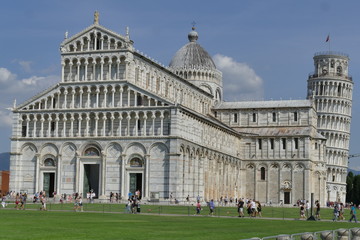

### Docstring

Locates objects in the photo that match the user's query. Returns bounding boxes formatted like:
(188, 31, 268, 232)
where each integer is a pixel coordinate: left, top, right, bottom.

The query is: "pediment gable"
(15, 80, 174, 112)
(60, 24, 133, 53)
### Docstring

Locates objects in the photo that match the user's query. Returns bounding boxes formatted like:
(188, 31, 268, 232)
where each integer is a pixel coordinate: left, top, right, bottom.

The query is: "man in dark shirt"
(315, 200, 321, 220)
(238, 198, 245, 217)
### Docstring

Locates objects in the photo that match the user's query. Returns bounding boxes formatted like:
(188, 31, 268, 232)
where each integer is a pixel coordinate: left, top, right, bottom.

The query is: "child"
(300, 204, 305, 219)
(196, 201, 201, 215)
(1, 195, 6, 208)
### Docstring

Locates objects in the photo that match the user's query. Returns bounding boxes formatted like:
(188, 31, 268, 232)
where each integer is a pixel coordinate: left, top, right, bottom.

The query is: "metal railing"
(314, 51, 349, 58)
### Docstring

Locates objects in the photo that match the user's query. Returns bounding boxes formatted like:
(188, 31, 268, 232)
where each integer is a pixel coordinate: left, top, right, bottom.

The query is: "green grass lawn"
(0, 206, 358, 240)
(4, 202, 353, 220)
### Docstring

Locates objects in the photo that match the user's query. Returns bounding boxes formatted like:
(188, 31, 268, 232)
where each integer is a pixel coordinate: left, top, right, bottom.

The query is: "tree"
(352, 175, 360, 205)
(346, 172, 354, 203)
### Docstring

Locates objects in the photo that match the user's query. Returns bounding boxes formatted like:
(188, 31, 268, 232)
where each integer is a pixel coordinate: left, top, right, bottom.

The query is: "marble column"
(145, 154, 150, 199)
(40, 117, 45, 137)
(118, 113, 123, 136)
(35, 153, 40, 193)
(56, 154, 62, 194)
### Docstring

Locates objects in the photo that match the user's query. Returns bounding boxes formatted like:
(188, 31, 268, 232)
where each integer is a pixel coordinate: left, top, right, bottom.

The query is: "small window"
(315, 142, 318, 149)
(53, 99, 57, 108)
(233, 113, 238, 123)
(337, 66, 342, 75)
(130, 158, 143, 167)
(258, 139, 262, 150)
(330, 60, 335, 68)
(44, 158, 55, 167)
(272, 112, 276, 122)
(332, 175, 335, 182)
(214, 112, 217, 118)
(294, 138, 299, 149)
(51, 122, 55, 132)
(270, 139, 274, 150)
(260, 167, 266, 180)
(282, 138, 286, 149)
(84, 147, 100, 156)
(337, 85, 342, 97)
(96, 39, 101, 50)
(138, 119, 141, 131)
(252, 113, 257, 122)
(137, 95, 142, 106)
(22, 126, 27, 137)
(294, 112, 298, 122)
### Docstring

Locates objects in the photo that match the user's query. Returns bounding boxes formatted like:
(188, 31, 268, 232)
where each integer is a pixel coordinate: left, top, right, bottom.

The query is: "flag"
(326, 35, 330, 42)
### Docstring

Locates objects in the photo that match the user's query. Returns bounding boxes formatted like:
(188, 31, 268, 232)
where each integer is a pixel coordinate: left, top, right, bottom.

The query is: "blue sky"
(1, 0, 360, 169)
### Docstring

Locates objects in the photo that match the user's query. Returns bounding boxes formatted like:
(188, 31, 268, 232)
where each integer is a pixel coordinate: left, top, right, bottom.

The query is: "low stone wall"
(244, 228, 360, 240)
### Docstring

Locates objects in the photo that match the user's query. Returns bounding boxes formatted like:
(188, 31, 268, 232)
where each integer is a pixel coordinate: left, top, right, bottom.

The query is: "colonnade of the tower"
(307, 52, 353, 203)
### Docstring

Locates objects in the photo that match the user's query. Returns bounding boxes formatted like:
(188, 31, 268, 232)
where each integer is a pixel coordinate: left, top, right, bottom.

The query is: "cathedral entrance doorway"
(129, 173, 142, 197)
(43, 172, 55, 197)
(284, 192, 290, 204)
(83, 164, 100, 198)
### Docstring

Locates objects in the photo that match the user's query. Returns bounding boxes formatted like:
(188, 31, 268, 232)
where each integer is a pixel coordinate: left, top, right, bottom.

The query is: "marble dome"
(169, 28, 216, 70)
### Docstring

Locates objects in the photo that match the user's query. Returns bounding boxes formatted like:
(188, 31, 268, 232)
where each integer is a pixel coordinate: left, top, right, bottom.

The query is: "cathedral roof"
(233, 126, 326, 139)
(214, 100, 313, 109)
(169, 28, 216, 70)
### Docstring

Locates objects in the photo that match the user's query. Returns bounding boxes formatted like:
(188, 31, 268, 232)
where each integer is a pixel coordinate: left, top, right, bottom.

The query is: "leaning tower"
(307, 51, 353, 203)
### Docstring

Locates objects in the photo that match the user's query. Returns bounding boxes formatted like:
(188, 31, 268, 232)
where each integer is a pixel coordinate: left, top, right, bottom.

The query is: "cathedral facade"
(9, 15, 353, 205)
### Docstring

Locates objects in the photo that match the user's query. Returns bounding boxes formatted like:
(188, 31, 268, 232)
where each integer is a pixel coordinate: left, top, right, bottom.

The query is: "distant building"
(9, 13, 353, 204)
(0, 171, 10, 195)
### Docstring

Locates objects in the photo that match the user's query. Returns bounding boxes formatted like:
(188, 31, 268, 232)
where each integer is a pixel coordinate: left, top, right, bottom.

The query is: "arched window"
(130, 158, 143, 167)
(44, 158, 55, 167)
(337, 66, 342, 75)
(330, 60, 335, 68)
(84, 147, 100, 156)
(260, 167, 266, 180)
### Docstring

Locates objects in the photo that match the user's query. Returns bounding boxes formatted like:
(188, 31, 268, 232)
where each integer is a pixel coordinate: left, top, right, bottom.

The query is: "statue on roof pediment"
(60, 24, 131, 54)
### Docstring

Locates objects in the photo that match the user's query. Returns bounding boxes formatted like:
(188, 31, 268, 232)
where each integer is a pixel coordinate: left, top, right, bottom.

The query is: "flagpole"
(328, 33, 330, 53)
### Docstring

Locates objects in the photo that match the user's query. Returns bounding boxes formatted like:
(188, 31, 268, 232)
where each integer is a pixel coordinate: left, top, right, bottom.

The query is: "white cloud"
(19, 61, 33, 73)
(0, 68, 16, 84)
(213, 54, 264, 101)
(0, 109, 12, 128)
(0, 67, 60, 113)
(4, 75, 59, 95)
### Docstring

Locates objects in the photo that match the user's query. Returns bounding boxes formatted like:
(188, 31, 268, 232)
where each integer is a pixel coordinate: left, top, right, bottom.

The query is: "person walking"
(300, 204, 305, 219)
(20, 193, 27, 210)
(237, 198, 244, 217)
(305, 200, 310, 218)
(339, 203, 345, 220)
(332, 203, 339, 221)
(40, 193, 47, 211)
(1, 194, 6, 208)
(315, 200, 321, 220)
(209, 199, 215, 216)
(15, 193, 20, 210)
(195, 200, 201, 215)
(349, 204, 358, 223)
